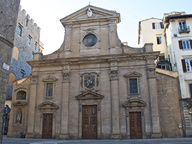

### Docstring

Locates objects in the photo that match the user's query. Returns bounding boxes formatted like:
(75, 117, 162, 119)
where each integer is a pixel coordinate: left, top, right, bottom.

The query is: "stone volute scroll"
(38, 101, 59, 111)
(62, 73, 71, 83)
(124, 71, 142, 78)
(122, 99, 147, 108)
(75, 90, 104, 100)
(109, 70, 118, 80)
(147, 67, 156, 78)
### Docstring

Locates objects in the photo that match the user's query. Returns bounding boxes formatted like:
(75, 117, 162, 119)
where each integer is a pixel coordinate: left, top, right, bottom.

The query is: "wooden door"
(42, 113, 53, 139)
(82, 105, 97, 139)
(129, 112, 142, 139)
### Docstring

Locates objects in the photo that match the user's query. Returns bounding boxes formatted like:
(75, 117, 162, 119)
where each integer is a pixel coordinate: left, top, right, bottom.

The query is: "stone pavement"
(2, 137, 192, 144)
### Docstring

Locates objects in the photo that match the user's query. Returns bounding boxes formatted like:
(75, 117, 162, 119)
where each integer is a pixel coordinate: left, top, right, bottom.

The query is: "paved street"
(1, 137, 192, 144)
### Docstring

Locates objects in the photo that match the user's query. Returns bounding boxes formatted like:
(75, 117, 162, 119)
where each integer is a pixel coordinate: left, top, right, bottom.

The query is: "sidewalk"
(2, 137, 192, 144)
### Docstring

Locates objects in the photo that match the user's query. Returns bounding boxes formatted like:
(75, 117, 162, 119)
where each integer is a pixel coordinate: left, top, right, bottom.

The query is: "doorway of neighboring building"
(129, 112, 142, 139)
(82, 105, 97, 139)
(42, 113, 53, 139)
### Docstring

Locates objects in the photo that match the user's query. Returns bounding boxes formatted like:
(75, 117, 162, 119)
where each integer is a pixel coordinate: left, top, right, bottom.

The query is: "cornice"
(28, 52, 159, 67)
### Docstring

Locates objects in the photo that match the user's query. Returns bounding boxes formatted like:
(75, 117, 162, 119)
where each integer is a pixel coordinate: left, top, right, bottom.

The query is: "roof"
(164, 14, 192, 23)
(60, 5, 121, 26)
(156, 68, 178, 78)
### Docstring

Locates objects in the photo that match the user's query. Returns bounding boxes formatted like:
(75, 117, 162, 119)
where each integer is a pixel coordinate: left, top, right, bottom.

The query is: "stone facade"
(8, 5, 183, 139)
(156, 69, 184, 137)
(0, 0, 20, 141)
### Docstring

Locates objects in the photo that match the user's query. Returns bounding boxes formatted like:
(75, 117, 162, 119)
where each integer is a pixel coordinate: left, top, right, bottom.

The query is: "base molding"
(59, 134, 70, 139)
(111, 134, 121, 139)
(151, 133, 162, 138)
(26, 133, 35, 138)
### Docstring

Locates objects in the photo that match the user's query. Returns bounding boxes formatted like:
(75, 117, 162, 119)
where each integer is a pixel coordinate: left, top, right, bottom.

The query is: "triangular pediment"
(42, 75, 58, 82)
(60, 5, 120, 25)
(75, 90, 104, 100)
(122, 99, 146, 108)
(38, 101, 59, 110)
(13, 101, 28, 106)
(124, 71, 142, 78)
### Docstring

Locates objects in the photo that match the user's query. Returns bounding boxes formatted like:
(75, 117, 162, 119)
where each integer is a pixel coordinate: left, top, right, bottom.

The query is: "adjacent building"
(4, 6, 43, 135)
(163, 11, 192, 136)
(8, 5, 183, 139)
(138, 18, 171, 70)
(0, 0, 20, 141)
(6, 7, 43, 105)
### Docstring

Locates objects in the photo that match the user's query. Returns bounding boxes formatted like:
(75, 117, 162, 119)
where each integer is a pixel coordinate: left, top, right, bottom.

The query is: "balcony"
(178, 26, 190, 34)
(157, 58, 172, 70)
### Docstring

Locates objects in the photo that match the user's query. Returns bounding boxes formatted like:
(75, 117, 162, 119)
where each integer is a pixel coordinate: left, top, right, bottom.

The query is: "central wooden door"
(42, 113, 53, 139)
(129, 112, 142, 139)
(82, 105, 97, 139)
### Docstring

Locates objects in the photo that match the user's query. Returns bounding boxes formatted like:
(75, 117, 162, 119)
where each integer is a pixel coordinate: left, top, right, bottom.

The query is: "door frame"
(82, 105, 97, 139)
(42, 113, 53, 139)
(126, 109, 145, 139)
(40, 112, 56, 139)
(129, 112, 142, 139)
(78, 101, 102, 139)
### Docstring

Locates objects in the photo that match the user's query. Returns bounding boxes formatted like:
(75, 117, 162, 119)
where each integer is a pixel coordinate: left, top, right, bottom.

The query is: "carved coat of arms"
(84, 75, 95, 89)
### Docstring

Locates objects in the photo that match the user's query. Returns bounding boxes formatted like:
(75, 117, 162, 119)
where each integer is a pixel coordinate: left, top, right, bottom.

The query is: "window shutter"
(152, 23, 155, 29)
(179, 40, 183, 49)
(189, 84, 192, 98)
(160, 22, 164, 29)
(190, 40, 192, 48)
(181, 59, 187, 72)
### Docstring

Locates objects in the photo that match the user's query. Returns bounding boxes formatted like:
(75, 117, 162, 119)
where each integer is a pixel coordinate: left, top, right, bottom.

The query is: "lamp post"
(1, 105, 11, 143)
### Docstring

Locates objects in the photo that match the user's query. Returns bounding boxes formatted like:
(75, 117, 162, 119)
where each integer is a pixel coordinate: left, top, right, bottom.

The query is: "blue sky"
(20, 0, 192, 55)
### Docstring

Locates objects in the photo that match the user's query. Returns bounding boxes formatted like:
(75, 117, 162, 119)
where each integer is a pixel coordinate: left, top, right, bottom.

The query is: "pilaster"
(147, 67, 162, 138)
(109, 63, 121, 139)
(26, 75, 38, 138)
(60, 66, 70, 139)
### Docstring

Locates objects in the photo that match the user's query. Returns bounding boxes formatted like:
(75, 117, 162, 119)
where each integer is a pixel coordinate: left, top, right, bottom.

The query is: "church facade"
(8, 5, 183, 139)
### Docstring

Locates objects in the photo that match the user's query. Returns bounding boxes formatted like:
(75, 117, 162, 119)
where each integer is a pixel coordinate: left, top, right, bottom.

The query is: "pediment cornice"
(38, 101, 59, 110)
(60, 5, 120, 25)
(28, 52, 159, 67)
(13, 101, 28, 106)
(75, 90, 104, 100)
(122, 99, 147, 108)
(124, 71, 142, 78)
(42, 75, 58, 82)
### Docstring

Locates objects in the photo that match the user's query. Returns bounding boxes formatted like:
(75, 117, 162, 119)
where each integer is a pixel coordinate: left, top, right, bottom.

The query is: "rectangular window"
(157, 36, 162, 45)
(35, 42, 37, 50)
(152, 22, 164, 29)
(17, 25, 22, 36)
(129, 78, 138, 94)
(189, 84, 192, 98)
(28, 35, 32, 45)
(179, 21, 186, 30)
(159, 55, 165, 61)
(46, 83, 53, 97)
(182, 59, 192, 72)
(185, 59, 192, 72)
(182, 40, 191, 49)
(32, 53, 34, 60)
(26, 19, 29, 27)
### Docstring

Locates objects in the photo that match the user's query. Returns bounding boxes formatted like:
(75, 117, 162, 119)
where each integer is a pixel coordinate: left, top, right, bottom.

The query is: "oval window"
(83, 34, 97, 47)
